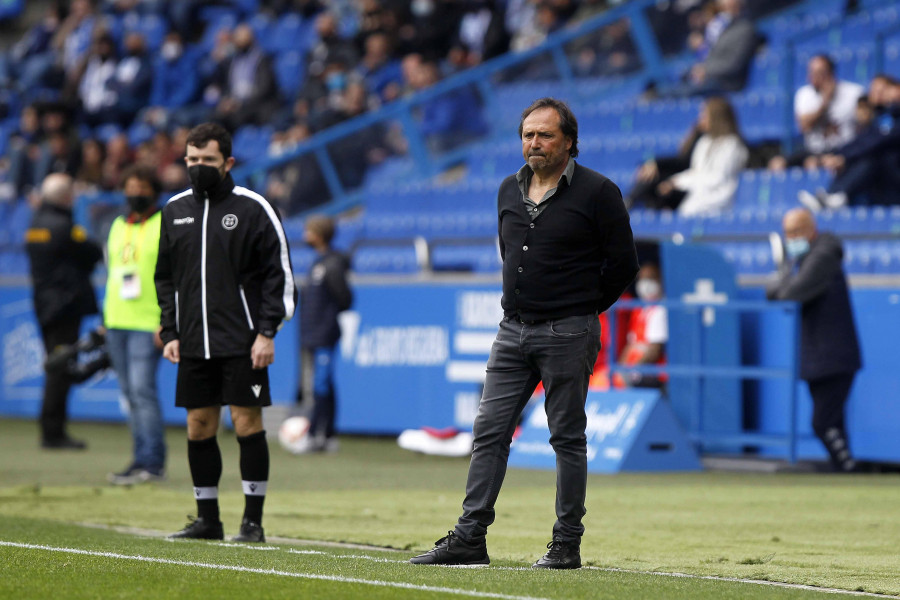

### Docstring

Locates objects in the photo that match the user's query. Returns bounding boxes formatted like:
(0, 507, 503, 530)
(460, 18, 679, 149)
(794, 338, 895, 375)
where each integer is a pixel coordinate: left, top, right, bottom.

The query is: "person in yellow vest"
(105, 165, 167, 485)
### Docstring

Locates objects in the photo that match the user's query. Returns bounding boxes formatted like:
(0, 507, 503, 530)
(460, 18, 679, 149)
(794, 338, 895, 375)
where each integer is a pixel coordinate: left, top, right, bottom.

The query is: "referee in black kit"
(155, 123, 296, 543)
(411, 98, 639, 569)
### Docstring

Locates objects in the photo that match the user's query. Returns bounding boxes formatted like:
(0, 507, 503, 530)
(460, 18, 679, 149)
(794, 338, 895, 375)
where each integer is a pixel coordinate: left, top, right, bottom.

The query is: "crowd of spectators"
(0, 0, 644, 216)
(1, 0, 893, 222)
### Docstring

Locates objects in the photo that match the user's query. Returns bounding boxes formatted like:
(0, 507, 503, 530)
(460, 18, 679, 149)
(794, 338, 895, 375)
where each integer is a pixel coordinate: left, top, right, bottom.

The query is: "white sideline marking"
(585, 567, 893, 598)
(0, 541, 549, 600)
(22, 526, 897, 598)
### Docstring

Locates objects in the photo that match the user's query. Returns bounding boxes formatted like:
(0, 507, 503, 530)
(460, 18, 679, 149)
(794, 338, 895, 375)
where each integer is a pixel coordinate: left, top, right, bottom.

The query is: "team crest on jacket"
(222, 214, 238, 230)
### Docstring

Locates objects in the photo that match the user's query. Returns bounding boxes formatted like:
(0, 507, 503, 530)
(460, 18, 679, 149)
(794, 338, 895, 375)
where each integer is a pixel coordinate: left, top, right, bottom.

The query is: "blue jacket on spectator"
(150, 46, 201, 109)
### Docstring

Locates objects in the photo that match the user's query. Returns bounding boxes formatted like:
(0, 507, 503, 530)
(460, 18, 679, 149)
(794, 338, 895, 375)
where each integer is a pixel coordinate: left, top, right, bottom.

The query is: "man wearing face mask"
(766, 208, 862, 473)
(615, 263, 668, 390)
(155, 123, 296, 541)
(104, 165, 167, 484)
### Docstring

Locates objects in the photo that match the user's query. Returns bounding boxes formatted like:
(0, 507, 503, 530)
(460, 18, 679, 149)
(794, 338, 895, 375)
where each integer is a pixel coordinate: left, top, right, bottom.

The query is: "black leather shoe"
(409, 531, 489, 565)
(532, 539, 581, 569)
(231, 519, 265, 543)
(168, 516, 224, 540)
(41, 436, 87, 450)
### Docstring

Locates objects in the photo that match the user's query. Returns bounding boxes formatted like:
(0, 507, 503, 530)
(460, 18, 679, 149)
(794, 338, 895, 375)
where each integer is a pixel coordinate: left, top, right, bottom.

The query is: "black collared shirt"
(515, 157, 576, 221)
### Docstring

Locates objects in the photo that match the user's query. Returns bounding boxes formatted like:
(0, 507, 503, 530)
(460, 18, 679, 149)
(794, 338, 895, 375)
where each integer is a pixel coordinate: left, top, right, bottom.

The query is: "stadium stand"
(0, 0, 898, 278)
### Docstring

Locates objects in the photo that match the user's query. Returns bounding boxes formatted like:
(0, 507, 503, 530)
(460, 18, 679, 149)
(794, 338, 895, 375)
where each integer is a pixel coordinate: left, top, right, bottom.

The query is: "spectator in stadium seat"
(766, 208, 861, 473)
(51, 0, 97, 82)
(209, 24, 281, 131)
(139, 32, 200, 130)
(295, 215, 353, 454)
(69, 31, 120, 128)
(626, 117, 704, 210)
(799, 94, 900, 209)
(674, 0, 760, 96)
(25, 173, 103, 450)
(411, 98, 638, 570)
(111, 32, 154, 126)
(614, 263, 668, 390)
(411, 60, 485, 154)
(769, 54, 864, 172)
(104, 165, 166, 485)
(356, 31, 403, 105)
(656, 97, 748, 217)
(307, 12, 359, 83)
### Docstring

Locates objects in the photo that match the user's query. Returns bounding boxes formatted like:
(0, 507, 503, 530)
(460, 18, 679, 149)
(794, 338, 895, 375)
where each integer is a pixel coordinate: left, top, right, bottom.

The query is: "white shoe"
(797, 189, 823, 212)
(820, 191, 847, 209)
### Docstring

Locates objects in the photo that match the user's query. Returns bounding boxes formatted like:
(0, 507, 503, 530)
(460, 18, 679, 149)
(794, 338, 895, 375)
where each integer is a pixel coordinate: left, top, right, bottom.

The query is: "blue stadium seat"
(271, 13, 314, 54)
(352, 245, 420, 274)
(249, 13, 274, 51)
(274, 51, 306, 100)
(431, 243, 500, 273)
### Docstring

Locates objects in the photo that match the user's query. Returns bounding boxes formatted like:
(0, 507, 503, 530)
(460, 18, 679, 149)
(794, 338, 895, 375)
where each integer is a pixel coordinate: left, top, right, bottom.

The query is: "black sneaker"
(231, 519, 265, 543)
(41, 436, 87, 450)
(168, 516, 224, 540)
(409, 531, 489, 565)
(532, 539, 581, 569)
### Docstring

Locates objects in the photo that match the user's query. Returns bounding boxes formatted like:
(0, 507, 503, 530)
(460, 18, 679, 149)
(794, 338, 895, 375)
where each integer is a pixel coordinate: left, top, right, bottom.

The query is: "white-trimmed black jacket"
(155, 173, 296, 359)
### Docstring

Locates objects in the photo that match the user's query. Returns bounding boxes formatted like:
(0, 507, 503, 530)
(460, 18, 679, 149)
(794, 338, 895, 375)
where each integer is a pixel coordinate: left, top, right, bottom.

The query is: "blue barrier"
(2, 279, 897, 464)
(606, 298, 802, 462)
(509, 389, 702, 473)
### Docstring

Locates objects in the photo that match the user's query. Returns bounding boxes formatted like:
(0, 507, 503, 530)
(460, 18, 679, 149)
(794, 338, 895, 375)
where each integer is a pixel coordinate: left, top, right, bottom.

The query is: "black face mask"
(126, 195, 154, 214)
(188, 165, 223, 194)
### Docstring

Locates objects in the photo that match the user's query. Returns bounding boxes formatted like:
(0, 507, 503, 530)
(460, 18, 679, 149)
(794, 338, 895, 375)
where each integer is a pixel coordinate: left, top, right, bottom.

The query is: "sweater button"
(517, 266, 523, 272)
(523, 245, 528, 251)
(529, 223, 535, 228)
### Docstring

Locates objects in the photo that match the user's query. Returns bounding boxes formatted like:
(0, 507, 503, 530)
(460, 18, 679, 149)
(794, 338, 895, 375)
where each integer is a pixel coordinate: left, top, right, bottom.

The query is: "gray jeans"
(455, 314, 601, 544)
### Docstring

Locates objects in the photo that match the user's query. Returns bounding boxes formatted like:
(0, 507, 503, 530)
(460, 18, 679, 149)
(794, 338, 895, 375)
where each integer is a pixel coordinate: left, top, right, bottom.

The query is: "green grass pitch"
(0, 418, 897, 599)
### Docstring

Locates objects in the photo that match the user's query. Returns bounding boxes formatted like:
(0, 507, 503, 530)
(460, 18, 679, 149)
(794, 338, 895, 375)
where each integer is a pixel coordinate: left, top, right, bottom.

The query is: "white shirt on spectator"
(644, 305, 668, 345)
(673, 134, 748, 217)
(795, 80, 864, 154)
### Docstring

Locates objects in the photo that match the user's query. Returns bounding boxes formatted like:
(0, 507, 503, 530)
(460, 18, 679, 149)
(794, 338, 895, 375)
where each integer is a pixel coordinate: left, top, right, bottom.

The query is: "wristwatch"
(259, 328, 275, 339)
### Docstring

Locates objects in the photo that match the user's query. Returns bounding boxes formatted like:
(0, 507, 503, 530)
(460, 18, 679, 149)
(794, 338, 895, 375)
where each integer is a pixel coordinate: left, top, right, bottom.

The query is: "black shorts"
(175, 356, 272, 409)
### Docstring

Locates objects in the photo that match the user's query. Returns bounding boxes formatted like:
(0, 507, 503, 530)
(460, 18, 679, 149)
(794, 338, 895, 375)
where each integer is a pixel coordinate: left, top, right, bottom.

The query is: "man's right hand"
(163, 340, 180, 364)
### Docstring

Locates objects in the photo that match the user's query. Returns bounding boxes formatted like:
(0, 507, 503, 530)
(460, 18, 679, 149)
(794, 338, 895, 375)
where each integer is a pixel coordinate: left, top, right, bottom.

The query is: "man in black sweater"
(25, 173, 103, 450)
(411, 98, 639, 569)
(766, 208, 862, 472)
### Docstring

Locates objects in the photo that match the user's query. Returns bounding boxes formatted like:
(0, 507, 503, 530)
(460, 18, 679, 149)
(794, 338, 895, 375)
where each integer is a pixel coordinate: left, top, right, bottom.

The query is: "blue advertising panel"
(334, 284, 501, 434)
(660, 243, 741, 444)
(508, 390, 701, 473)
(0, 286, 298, 426)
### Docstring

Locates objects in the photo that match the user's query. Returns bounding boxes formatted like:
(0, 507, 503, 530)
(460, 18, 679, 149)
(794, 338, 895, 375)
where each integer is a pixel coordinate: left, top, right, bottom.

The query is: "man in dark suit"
(25, 173, 102, 449)
(686, 0, 760, 94)
(766, 208, 862, 472)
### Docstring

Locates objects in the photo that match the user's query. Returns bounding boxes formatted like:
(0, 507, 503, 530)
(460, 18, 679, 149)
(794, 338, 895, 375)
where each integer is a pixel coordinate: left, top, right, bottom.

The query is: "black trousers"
(455, 315, 601, 544)
(40, 318, 81, 441)
(807, 372, 856, 469)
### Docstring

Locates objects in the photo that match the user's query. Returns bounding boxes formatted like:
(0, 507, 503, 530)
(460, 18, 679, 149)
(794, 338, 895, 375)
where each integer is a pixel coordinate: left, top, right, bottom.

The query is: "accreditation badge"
(120, 270, 142, 300)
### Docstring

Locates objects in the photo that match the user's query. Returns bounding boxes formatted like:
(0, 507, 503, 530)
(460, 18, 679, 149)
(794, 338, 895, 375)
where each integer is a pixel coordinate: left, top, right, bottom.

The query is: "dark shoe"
(533, 539, 581, 569)
(409, 531, 489, 565)
(168, 516, 224, 540)
(41, 436, 87, 450)
(231, 519, 265, 543)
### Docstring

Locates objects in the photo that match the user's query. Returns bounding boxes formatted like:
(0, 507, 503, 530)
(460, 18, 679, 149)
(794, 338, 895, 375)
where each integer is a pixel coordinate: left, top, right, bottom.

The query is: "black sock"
(188, 436, 222, 523)
(238, 430, 269, 524)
